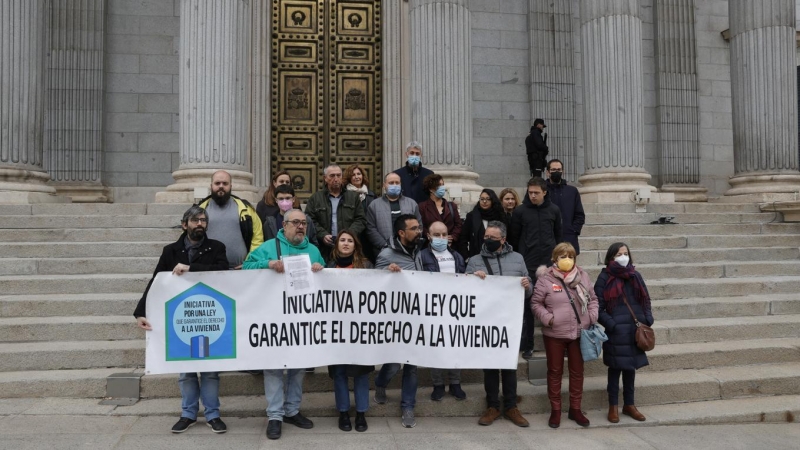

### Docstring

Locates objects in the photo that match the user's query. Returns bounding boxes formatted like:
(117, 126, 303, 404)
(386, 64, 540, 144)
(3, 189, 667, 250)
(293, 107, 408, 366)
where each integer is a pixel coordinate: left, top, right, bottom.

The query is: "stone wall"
(103, 0, 180, 202)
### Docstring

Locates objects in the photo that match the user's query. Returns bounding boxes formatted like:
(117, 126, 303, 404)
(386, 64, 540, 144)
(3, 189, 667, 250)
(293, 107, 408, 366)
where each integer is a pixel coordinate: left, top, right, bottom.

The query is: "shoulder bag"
(557, 280, 607, 362)
(621, 291, 655, 352)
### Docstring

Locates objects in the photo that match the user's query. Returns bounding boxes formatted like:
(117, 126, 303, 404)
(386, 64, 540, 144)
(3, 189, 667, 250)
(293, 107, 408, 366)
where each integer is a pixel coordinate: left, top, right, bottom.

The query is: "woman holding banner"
(326, 230, 374, 432)
(532, 242, 598, 429)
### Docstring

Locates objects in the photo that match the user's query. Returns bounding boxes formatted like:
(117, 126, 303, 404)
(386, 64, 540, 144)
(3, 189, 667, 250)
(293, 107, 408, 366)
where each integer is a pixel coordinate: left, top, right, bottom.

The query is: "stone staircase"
(0, 202, 799, 423)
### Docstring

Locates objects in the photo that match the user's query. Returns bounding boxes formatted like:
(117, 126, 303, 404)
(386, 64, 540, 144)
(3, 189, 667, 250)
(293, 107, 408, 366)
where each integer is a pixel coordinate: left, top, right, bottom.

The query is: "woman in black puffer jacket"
(594, 242, 654, 424)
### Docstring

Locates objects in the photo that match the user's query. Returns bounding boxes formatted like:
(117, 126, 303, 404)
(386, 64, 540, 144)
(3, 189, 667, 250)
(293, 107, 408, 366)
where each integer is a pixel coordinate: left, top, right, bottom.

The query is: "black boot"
(338, 411, 352, 432)
(355, 412, 368, 432)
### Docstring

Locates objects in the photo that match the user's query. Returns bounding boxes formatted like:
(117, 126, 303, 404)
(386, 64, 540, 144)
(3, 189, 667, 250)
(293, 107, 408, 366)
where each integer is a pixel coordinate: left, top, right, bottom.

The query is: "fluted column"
(249, 0, 270, 191)
(383, 0, 412, 170)
(725, 0, 800, 200)
(655, 0, 707, 202)
(0, 0, 61, 203)
(409, 0, 481, 203)
(156, 0, 257, 203)
(578, 0, 658, 201)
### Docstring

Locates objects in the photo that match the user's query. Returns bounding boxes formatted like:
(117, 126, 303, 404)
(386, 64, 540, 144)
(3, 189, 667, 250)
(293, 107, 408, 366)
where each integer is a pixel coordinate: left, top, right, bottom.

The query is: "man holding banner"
(242, 209, 325, 440)
(374, 214, 423, 428)
(133, 205, 230, 434)
(466, 220, 533, 428)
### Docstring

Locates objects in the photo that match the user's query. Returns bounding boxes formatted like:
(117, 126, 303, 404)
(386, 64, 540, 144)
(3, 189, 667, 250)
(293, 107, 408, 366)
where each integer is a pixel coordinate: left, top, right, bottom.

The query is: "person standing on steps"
(393, 141, 434, 204)
(594, 242, 654, 424)
(256, 170, 296, 224)
(499, 188, 521, 223)
(418, 174, 463, 247)
(366, 172, 422, 257)
(546, 159, 585, 254)
(199, 170, 263, 269)
(457, 188, 507, 261)
(525, 118, 548, 178)
(242, 209, 325, 440)
(344, 163, 378, 262)
(133, 205, 229, 434)
(414, 221, 467, 402)
(261, 184, 319, 247)
(466, 221, 533, 428)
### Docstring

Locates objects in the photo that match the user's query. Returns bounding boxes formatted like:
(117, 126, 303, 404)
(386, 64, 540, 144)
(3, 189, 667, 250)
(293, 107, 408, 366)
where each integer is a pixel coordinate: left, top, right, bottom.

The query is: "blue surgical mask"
(407, 155, 421, 166)
(434, 186, 447, 199)
(386, 184, 402, 197)
(431, 237, 448, 252)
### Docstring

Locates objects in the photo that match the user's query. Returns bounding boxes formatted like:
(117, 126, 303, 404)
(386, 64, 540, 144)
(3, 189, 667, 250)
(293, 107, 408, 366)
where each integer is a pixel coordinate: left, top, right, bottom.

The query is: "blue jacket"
(546, 179, 585, 254)
(594, 269, 654, 370)
(393, 163, 434, 204)
(415, 247, 466, 274)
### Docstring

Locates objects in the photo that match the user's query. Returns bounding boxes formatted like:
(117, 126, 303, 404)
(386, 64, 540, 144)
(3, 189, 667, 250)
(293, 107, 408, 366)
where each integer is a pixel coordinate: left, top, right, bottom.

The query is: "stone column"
(383, 0, 412, 171)
(0, 0, 62, 203)
(409, 0, 481, 204)
(577, 0, 667, 202)
(156, 0, 257, 203)
(249, 0, 270, 192)
(725, 0, 800, 200)
(654, 0, 707, 202)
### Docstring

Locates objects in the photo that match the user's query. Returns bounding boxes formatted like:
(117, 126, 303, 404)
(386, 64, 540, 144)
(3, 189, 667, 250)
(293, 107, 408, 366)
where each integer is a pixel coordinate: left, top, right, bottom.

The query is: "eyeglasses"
(286, 220, 307, 228)
(405, 226, 420, 231)
(479, 198, 492, 203)
(189, 217, 208, 224)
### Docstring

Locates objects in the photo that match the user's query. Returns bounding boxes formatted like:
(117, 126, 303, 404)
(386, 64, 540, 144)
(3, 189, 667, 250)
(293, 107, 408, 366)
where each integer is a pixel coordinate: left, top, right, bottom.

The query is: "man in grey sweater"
(366, 172, 421, 257)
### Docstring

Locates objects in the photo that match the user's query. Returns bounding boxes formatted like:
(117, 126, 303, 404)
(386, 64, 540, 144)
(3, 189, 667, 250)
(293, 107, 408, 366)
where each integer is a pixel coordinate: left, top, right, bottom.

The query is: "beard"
(212, 189, 231, 206)
(188, 227, 206, 241)
(287, 232, 305, 245)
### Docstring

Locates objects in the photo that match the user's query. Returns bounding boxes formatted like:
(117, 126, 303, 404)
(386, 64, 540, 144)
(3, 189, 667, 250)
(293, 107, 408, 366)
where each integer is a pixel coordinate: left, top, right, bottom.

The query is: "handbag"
(557, 280, 608, 362)
(621, 291, 655, 352)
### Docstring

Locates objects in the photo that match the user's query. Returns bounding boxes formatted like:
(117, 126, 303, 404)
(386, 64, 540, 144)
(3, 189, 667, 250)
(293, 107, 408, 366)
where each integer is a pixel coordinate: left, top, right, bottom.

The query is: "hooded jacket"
(375, 236, 419, 270)
(242, 229, 325, 270)
(464, 242, 533, 299)
(199, 195, 264, 253)
(531, 265, 599, 340)
(508, 195, 563, 272)
(546, 179, 585, 254)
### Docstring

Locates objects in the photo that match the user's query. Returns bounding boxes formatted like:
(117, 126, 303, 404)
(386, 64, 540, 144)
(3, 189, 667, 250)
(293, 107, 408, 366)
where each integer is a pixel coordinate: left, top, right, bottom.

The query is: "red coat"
(418, 198, 463, 242)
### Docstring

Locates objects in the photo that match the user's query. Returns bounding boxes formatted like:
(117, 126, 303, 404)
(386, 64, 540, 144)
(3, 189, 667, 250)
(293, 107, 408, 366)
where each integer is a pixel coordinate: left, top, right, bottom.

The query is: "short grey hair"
(323, 164, 342, 176)
(284, 209, 305, 222)
(487, 220, 507, 238)
(405, 141, 423, 153)
(182, 205, 206, 224)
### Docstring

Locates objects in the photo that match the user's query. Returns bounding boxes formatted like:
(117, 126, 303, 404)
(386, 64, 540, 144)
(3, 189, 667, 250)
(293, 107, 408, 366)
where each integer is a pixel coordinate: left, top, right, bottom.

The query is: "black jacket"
(457, 208, 509, 261)
(255, 200, 280, 225)
(594, 270, 654, 370)
(508, 196, 562, 273)
(525, 127, 548, 171)
(393, 163, 434, 204)
(546, 179, 585, 254)
(133, 234, 229, 318)
(415, 247, 466, 274)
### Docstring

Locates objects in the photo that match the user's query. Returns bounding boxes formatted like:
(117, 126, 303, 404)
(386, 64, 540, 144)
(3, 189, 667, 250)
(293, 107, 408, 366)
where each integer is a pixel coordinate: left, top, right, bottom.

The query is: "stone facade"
(1, 0, 798, 203)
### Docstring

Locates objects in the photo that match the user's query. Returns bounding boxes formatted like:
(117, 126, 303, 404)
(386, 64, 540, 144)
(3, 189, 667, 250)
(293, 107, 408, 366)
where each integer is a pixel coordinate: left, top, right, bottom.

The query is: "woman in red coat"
(418, 174, 462, 247)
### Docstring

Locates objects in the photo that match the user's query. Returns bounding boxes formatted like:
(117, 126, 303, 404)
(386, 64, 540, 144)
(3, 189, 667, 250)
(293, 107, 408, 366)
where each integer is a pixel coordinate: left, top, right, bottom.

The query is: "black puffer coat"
(508, 195, 562, 273)
(594, 270, 654, 370)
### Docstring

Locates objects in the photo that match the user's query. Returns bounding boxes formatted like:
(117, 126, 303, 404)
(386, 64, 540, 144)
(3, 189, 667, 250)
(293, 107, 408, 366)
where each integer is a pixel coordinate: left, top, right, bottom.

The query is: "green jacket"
(305, 187, 366, 244)
(242, 229, 325, 270)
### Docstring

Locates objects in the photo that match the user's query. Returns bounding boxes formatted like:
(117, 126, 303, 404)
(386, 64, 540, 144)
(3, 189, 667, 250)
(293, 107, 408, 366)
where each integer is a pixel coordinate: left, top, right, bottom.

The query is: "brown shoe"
(504, 407, 529, 428)
(608, 405, 619, 423)
(548, 409, 561, 428)
(478, 407, 502, 426)
(622, 405, 646, 421)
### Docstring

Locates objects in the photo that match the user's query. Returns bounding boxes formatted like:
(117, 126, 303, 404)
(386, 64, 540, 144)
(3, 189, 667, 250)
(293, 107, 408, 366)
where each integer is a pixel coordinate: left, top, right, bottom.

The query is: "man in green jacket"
(305, 164, 366, 261)
(242, 209, 324, 440)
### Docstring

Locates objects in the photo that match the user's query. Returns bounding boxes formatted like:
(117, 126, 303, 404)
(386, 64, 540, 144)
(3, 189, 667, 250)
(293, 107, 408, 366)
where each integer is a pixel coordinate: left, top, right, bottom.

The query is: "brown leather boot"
(478, 407, 502, 426)
(504, 407, 529, 428)
(548, 409, 561, 428)
(622, 405, 646, 421)
(608, 405, 619, 423)
(568, 408, 590, 427)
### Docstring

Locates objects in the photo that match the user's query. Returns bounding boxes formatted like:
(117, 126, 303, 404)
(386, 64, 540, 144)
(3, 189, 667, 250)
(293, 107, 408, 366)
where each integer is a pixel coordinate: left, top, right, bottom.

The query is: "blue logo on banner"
(165, 283, 236, 361)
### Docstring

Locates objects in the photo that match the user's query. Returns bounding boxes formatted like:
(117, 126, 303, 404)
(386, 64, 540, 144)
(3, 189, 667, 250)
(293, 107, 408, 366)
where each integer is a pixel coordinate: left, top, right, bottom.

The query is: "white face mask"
(614, 255, 630, 267)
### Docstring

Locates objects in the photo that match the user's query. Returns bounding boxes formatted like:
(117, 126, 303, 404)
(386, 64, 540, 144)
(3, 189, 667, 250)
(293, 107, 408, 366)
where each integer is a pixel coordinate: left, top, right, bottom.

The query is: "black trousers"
(608, 368, 636, 406)
(484, 369, 517, 410)
(521, 295, 535, 352)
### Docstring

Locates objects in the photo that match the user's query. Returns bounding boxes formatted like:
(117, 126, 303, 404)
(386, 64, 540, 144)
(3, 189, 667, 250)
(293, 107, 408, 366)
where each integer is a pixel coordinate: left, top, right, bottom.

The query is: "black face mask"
(484, 238, 502, 252)
(550, 172, 562, 184)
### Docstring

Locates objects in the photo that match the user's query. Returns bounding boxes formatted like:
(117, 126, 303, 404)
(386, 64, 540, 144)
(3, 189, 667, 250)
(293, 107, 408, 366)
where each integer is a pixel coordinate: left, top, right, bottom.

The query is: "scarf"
(347, 183, 368, 202)
(475, 204, 503, 223)
(551, 266, 591, 315)
(603, 261, 651, 312)
(335, 254, 354, 268)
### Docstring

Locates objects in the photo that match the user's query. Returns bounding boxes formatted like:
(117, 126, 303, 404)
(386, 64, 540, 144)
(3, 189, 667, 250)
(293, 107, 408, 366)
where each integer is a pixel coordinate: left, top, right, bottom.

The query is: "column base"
(155, 168, 260, 204)
(0, 168, 69, 204)
(53, 184, 112, 203)
(577, 171, 674, 203)
(722, 173, 800, 203)
(435, 169, 483, 208)
(660, 184, 708, 202)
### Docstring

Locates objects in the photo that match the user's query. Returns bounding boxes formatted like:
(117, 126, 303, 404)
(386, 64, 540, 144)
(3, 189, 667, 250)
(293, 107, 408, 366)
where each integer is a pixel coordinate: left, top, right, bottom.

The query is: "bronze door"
(272, 0, 383, 199)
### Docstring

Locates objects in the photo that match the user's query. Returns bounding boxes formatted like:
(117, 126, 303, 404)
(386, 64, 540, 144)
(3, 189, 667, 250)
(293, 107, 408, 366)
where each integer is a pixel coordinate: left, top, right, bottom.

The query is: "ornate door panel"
(272, 0, 382, 199)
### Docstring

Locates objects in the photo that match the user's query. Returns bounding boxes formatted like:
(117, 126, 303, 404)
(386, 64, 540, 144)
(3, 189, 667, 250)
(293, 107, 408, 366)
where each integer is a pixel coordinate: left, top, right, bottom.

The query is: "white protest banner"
(144, 268, 523, 374)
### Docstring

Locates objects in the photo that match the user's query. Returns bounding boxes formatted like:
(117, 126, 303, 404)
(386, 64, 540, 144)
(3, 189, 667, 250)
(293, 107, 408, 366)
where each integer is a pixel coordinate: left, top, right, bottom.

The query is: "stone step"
(582, 203, 762, 214)
(104, 363, 800, 417)
(657, 315, 800, 344)
(0, 215, 179, 229)
(584, 261, 800, 281)
(577, 246, 800, 266)
(647, 276, 800, 300)
(582, 222, 800, 237)
(0, 203, 194, 216)
(580, 234, 800, 251)
(0, 293, 138, 317)
(0, 274, 149, 295)
(584, 212, 775, 225)
(0, 228, 180, 243)
(0, 340, 144, 372)
(0, 257, 158, 276)
(0, 316, 143, 342)
(651, 294, 798, 320)
(0, 242, 169, 258)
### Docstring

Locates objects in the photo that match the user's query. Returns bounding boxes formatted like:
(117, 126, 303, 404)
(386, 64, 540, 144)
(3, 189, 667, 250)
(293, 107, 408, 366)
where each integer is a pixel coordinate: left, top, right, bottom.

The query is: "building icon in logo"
(165, 283, 236, 361)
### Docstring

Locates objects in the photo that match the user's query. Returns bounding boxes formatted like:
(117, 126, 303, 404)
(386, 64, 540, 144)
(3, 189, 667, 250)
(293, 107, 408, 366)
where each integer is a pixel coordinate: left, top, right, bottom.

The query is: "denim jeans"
(375, 363, 417, 409)
(179, 372, 220, 420)
(607, 368, 636, 406)
(430, 368, 461, 386)
(263, 368, 305, 421)
(332, 365, 370, 413)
